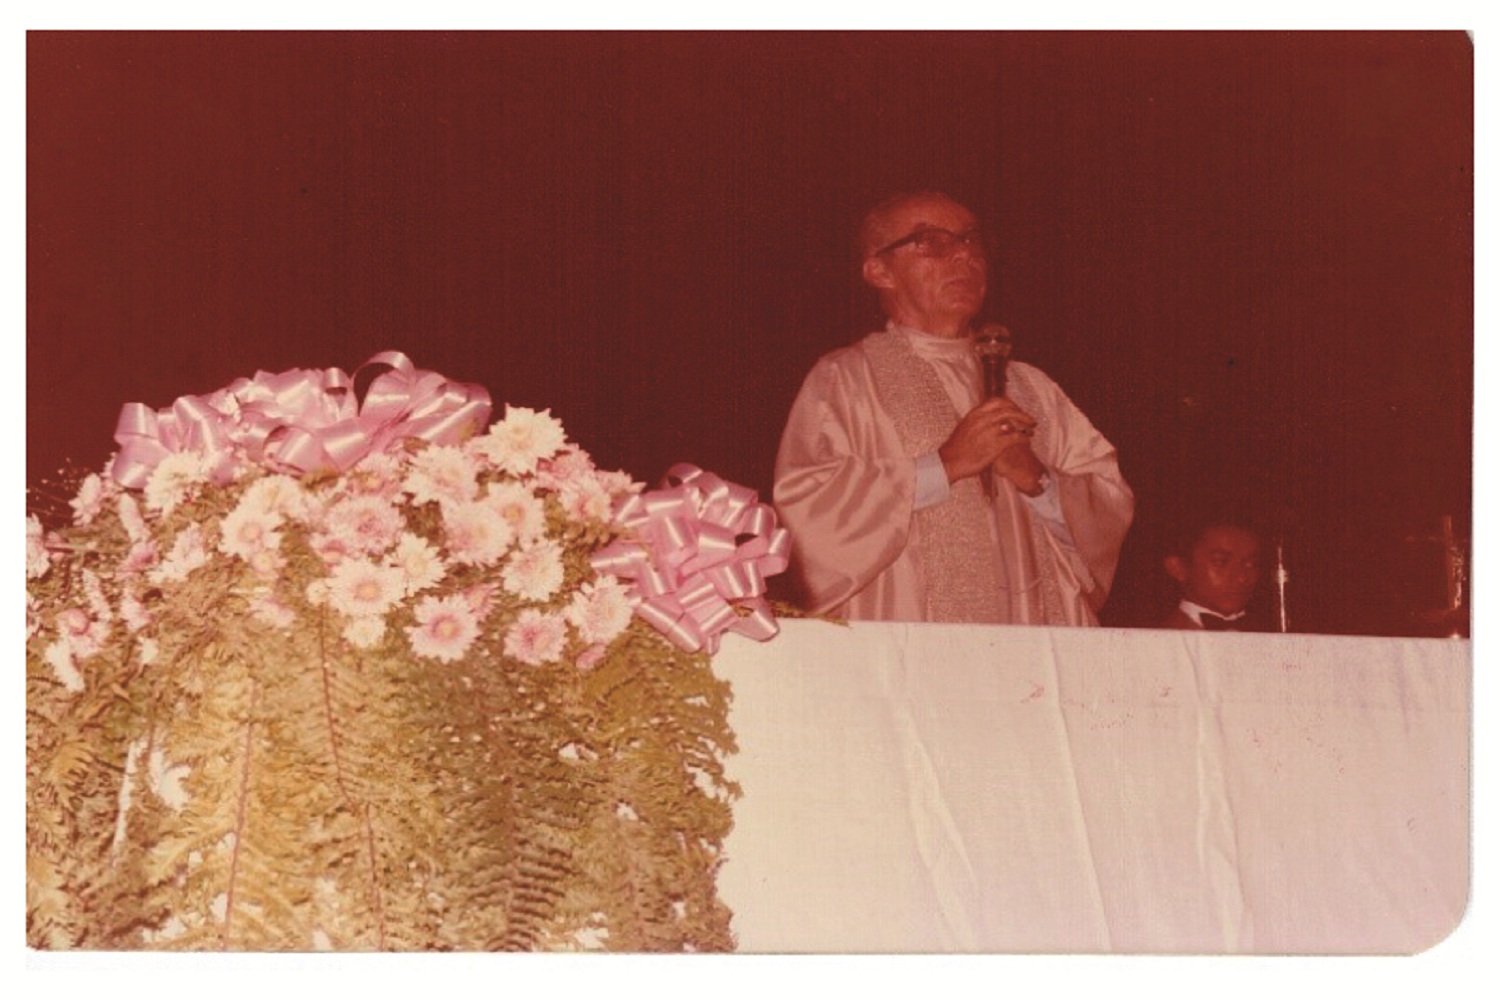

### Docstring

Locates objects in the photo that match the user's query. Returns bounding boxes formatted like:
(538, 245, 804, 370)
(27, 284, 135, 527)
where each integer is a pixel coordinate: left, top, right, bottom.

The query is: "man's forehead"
(883, 196, 977, 232)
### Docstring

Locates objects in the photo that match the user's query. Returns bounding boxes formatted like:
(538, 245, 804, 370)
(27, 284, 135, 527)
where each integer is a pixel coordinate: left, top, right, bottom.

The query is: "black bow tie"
(1199, 612, 1242, 631)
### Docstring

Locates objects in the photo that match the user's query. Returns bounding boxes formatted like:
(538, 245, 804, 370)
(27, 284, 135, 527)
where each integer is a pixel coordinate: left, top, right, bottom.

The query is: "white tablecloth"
(713, 620, 1470, 954)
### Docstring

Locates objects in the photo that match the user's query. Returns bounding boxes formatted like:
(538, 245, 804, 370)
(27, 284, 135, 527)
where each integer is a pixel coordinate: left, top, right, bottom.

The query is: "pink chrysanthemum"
(219, 502, 284, 562)
(342, 615, 387, 650)
(473, 406, 567, 477)
(144, 450, 212, 515)
(148, 524, 209, 585)
(117, 494, 149, 543)
(323, 494, 404, 557)
(406, 594, 481, 663)
(403, 445, 481, 508)
(501, 539, 566, 603)
(326, 558, 406, 619)
(55, 607, 108, 660)
(443, 500, 516, 566)
(240, 474, 311, 522)
(69, 473, 109, 526)
(564, 575, 637, 645)
(485, 480, 548, 545)
(389, 532, 447, 595)
(26, 515, 50, 580)
(503, 608, 568, 666)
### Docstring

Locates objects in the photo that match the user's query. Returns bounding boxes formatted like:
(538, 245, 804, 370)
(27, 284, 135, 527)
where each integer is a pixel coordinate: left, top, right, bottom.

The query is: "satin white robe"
(773, 328, 1134, 625)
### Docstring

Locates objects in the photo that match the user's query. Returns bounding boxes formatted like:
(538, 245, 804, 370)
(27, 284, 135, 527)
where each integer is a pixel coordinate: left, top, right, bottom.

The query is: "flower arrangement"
(26, 352, 786, 951)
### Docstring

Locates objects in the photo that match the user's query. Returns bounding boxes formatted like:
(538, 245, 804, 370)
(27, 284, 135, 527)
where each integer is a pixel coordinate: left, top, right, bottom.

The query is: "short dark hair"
(1167, 509, 1264, 560)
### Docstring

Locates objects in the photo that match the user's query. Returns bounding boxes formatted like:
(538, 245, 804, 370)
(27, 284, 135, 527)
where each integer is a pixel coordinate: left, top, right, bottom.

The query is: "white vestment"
(773, 325, 1134, 625)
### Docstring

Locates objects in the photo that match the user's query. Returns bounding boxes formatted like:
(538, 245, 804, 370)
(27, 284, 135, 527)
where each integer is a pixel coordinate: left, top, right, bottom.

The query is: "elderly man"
(773, 191, 1134, 625)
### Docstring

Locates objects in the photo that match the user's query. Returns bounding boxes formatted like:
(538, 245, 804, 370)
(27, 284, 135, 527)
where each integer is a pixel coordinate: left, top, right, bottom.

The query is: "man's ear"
(1164, 555, 1189, 584)
(862, 254, 895, 290)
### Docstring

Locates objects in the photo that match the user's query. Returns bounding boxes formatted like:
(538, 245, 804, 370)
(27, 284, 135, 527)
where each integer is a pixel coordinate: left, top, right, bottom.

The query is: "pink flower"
(473, 406, 567, 477)
(504, 608, 568, 666)
(443, 500, 516, 567)
(219, 502, 284, 562)
(116, 494, 149, 543)
(564, 575, 637, 645)
(485, 480, 548, 545)
(342, 615, 387, 650)
(56, 607, 108, 659)
(406, 594, 481, 663)
(501, 539, 566, 603)
(144, 451, 211, 515)
(403, 445, 481, 508)
(69, 473, 109, 525)
(249, 591, 296, 631)
(575, 643, 608, 672)
(118, 538, 160, 575)
(148, 524, 209, 584)
(323, 495, 403, 557)
(389, 532, 447, 595)
(326, 558, 406, 619)
(26, 515, 51, 580)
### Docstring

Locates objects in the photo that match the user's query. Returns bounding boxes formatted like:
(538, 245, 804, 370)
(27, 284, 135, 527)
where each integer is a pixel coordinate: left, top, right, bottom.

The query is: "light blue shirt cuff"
(913, 451, 950, 510)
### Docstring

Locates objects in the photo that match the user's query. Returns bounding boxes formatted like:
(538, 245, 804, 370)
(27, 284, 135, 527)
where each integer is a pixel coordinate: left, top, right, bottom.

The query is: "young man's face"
(1166, 525, 1262, 616)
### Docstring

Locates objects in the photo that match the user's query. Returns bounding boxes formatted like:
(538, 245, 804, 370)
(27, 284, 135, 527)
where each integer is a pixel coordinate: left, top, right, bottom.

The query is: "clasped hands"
(938, 397, 1047, 497)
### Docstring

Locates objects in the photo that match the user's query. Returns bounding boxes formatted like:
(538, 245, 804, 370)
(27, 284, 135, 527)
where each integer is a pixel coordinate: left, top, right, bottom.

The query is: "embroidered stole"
(861, 329, 1006, 623)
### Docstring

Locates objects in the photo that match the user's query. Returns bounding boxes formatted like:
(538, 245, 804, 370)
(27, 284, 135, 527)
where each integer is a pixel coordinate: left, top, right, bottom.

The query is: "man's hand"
(993, 440, 1047, 497)
(938, 397, 1038, 485)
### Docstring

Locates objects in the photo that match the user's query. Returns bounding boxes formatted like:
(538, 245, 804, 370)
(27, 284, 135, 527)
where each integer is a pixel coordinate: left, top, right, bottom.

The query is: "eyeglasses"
(873, 226, 991, 260)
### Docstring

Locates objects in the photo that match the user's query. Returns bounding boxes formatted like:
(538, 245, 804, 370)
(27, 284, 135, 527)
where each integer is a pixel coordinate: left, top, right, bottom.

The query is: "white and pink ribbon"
(109, 351, 492, 489)
(591, 463, 790, 654)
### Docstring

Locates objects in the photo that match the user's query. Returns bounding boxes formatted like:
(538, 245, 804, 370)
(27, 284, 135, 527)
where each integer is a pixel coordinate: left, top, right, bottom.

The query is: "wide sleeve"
(1024, 367, 1136, 612)
(772, 352, 919, 615)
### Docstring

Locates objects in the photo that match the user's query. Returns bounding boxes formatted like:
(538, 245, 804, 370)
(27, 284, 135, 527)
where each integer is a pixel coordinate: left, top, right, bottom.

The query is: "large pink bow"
(591, 463, 791, 654)
(109, 351, 492, 489)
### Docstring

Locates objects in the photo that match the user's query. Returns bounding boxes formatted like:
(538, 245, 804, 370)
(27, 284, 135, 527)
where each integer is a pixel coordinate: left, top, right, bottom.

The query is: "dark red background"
(26, 31, 1473, 635)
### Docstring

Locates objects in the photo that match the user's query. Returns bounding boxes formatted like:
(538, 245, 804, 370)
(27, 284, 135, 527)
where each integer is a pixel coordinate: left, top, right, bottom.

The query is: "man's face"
(862, 195, 987, 336)
(1166, 526, 1263, 616)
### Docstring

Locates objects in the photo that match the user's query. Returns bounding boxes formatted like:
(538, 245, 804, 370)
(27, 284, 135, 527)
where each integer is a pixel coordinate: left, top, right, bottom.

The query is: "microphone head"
(973, 323, 1012, 360)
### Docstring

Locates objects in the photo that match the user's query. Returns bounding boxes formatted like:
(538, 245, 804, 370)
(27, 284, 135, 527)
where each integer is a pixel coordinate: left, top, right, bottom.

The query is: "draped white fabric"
(713, 621, 1470, 954)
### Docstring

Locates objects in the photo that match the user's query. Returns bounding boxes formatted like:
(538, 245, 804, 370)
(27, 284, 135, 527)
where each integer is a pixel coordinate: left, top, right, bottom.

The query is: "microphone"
(974, 322, 1012, 398)
(972, 323, 1013, 499)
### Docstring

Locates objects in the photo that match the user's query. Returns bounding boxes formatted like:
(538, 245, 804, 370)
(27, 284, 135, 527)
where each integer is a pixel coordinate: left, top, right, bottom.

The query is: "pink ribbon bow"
(591, 463, 791, 654)
(109, 350, 492, 489)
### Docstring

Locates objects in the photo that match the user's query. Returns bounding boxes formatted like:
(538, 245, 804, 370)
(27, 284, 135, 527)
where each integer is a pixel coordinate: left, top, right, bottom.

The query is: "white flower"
(326, 558, 406, 619)
(559, 479, 617, 523)
(148, 524, 209, 584)
(69, 473, 108, 525)
(502, 539, 566, 603)
(473, 406, 567, 477)
(147, 747, 190, 811)
(26, 514, 51, 580)
(144, 451, 212, 515)
(389, 532, 446, 595)
(138, 637, 159, 665)
(564, 575, 637, 645)
(443, 500, 516, 567)
(218, 501, 284, 562)
(117, 494, 149, 543)
(240, 474, 310, 522)
(44, 641, 85, 693)
(406, 594, 481, 663)
(82, 570, 114, 625)
(403, 445, 481, 508)
(342, 615, 387, 650)
(486, 480, 548, 545)
(503, 608, 568, 666)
